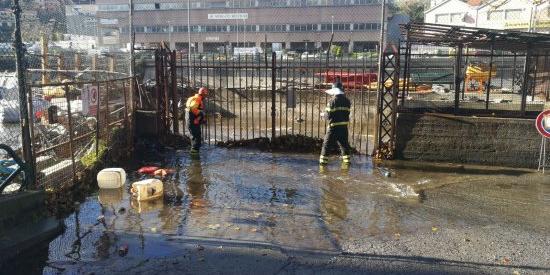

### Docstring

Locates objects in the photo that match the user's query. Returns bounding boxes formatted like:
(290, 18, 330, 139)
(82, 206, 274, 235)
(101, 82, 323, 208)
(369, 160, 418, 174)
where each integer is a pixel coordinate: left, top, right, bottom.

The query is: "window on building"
(257, 0, 287, 7)
(450, 13, 463, 23)
(204, 25, 228, 32)
(134, 3, 155, 10)
(320, 23, 350, 31)
(353, 23, 380, 30)
(159, 3, 187, 9)
(97, 4, 129, 11)
(288, 0, 307, 6)
(289, 24, 317, 32)
(226, 0, 254, 8)
(145, 25, 169, 33)
(435, 14, 450, 23)
(332, 0, 350, 5)
(191, 2, 201, 8)
(173, 25, 187, 32)
(354, 0, 379, 5)
(133, 26, 145, 33)
(505, 9, 522, 20)
(209, 1, 226, 8)
(487, 10, 504, 21)
(259, 24, 286, 32)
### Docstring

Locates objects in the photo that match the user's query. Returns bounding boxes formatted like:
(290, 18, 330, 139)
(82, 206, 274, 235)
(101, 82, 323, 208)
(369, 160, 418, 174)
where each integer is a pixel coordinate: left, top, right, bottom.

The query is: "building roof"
(401, 22, 550, 51)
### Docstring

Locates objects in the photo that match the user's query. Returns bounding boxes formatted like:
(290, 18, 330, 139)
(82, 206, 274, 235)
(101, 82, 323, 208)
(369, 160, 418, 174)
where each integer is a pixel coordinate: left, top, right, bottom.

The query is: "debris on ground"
(118, 245, 129, 257)
(216, 135, 358, 154)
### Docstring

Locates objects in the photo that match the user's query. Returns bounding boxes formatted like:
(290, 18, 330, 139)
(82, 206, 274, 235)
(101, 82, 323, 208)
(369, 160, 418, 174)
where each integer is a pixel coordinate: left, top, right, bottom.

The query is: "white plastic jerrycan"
(97, 168, 127, 189)
(131, 179, 164, 201)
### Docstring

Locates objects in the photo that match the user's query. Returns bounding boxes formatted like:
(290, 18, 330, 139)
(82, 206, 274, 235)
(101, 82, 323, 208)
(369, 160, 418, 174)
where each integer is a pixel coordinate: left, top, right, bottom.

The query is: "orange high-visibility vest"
(185, 94, 204, 116)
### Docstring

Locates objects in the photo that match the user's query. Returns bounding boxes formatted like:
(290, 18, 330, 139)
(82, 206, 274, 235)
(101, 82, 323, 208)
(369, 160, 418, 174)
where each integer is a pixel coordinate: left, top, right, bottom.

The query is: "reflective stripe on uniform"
(325, 107, 350, 113)
(329, 121, 349, 127)
(342, 155, 350, 163)
(319, 155, 329, 164)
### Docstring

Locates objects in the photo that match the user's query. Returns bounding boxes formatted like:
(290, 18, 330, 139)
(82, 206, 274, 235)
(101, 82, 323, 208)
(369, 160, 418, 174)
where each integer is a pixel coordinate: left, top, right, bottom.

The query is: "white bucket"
(97, 168, 127, 189)
(131, 179, 164, 201)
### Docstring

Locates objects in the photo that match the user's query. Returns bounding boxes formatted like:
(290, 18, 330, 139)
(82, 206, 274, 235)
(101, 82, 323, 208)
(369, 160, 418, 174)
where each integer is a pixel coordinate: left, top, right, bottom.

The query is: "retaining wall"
(395, 113, 542, 168)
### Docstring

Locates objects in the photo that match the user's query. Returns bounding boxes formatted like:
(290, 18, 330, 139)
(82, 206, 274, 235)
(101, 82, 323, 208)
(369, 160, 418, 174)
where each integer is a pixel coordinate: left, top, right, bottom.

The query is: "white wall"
(480, 0, 549, 32)
(425, 0, 477, 27)
(425, 0, 550, 33)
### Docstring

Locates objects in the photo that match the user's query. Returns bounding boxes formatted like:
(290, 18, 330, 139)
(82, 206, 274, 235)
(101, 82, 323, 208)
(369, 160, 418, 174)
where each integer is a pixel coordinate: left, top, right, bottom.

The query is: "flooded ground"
(5, 146, 550, 274)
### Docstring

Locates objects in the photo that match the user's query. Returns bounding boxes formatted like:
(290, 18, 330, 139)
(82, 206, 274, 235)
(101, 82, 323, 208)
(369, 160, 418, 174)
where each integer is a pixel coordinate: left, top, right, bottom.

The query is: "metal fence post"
(454, 44, 463, 114)
(95, 83, 101, 157)
(271, 51, 276, 139)
(171, 50, 179, 134)
(57, 53, 65, 82)
(64, 85, 77, 183)
(485, 40, 495, 111)
(13, 0, 35, 186)
(520, 47, 533, 116)
(40, 34, 49, 85)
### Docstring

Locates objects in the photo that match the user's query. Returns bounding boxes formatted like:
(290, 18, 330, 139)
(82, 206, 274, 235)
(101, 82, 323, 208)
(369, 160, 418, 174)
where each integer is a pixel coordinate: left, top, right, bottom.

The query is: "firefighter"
(319, 80, 351, 166)
(186, 87, 208, 155)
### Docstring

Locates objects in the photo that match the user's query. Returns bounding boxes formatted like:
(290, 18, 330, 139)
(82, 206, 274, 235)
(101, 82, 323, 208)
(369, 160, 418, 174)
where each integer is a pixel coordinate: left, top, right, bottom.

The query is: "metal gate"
(155, 49, 379, 154)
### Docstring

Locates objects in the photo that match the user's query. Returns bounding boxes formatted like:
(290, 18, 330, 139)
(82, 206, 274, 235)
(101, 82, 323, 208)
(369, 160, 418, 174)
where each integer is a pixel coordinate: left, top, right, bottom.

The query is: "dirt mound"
(216, 135, 358, 154)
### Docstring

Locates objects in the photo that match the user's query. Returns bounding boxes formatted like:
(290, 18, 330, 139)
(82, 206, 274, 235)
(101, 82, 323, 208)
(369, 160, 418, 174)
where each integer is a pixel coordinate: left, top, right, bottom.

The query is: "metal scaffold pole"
(373, 0, 386, 154)
(12, 0, 35, 186)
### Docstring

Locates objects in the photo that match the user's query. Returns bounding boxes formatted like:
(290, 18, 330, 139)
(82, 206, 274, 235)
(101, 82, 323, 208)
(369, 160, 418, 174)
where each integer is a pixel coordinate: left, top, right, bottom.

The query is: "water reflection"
(319, 168, 349, 242)
(187, 157, 209, 208)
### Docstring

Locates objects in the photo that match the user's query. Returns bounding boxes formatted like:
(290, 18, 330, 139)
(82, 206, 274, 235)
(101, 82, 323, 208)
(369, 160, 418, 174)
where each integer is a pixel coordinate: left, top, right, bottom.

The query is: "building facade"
(425, 0, 550, 33)
(94, 0, 389, 53)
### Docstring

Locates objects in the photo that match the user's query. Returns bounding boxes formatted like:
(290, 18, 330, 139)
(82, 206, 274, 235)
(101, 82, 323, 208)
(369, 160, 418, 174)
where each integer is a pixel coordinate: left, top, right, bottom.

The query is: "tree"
(393, 0, 430, 22)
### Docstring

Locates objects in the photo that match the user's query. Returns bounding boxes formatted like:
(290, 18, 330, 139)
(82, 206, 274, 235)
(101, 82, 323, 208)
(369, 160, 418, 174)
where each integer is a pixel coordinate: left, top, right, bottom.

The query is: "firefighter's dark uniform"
(186, 93, 206, 153)
(320, 90, 351, 165)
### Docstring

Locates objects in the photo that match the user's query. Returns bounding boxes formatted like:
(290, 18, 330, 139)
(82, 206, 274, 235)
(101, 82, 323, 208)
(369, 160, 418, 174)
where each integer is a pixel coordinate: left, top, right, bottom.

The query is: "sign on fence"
(82, 84, 99, 116)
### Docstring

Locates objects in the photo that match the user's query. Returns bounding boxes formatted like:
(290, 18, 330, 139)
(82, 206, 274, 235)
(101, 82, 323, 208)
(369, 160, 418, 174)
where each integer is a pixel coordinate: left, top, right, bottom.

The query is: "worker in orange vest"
(186, 87, 208, 155)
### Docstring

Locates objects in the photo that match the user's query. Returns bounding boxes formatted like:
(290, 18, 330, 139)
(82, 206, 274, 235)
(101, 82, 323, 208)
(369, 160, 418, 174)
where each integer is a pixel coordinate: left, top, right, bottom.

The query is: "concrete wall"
(395, 113, 542, 168)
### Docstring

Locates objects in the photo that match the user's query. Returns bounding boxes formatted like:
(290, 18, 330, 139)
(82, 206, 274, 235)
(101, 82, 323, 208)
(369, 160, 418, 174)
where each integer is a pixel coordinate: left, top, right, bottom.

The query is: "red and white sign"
(535, 110, 550, 138)
(82, 85, 99, 116)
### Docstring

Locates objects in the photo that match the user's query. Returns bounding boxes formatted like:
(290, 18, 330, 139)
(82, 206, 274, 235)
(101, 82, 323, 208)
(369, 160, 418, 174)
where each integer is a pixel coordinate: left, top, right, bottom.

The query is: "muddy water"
(28, 147, 550, 272)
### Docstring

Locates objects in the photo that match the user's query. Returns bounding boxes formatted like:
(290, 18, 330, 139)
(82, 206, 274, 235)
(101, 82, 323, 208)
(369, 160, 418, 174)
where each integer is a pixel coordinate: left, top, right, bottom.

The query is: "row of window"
(434, 9, 524, 24)
(125, 23, 380, 33)
(98, 0, 381, 11)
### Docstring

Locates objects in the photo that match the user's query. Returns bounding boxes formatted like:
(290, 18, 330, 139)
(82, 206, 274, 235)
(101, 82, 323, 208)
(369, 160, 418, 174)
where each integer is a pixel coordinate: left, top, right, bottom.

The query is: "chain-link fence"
(29, 77, 133, 189)
(1, 0, 133, 192)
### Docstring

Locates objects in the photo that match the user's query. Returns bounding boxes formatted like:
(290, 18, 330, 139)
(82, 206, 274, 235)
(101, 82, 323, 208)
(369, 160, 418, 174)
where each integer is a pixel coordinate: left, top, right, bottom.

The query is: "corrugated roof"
(401, 22, 550, 51)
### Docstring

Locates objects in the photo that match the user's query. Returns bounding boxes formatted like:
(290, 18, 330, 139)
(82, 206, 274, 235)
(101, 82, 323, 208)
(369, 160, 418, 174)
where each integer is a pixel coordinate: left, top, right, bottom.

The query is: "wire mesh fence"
(0, 0, 133, 192)
(29, 77, 133, 189)
(397, 44, 550, 118)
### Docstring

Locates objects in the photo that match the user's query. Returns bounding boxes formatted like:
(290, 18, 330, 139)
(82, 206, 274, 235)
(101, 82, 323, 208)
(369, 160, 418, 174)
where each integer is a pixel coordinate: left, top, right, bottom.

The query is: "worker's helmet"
(198, 87, 208, 96)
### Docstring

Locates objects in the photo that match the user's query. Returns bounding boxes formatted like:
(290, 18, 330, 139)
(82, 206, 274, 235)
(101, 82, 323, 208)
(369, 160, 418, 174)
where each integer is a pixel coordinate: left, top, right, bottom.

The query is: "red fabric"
(138, 166, 160, 174)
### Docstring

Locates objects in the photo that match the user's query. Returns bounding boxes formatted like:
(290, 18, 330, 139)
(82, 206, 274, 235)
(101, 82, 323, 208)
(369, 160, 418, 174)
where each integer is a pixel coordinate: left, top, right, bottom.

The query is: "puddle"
(8, 146, 550, 273)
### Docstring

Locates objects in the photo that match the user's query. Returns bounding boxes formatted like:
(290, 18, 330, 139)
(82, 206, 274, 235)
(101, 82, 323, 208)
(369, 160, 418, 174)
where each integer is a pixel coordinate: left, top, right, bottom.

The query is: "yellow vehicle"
(465, 64, 497, 93)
